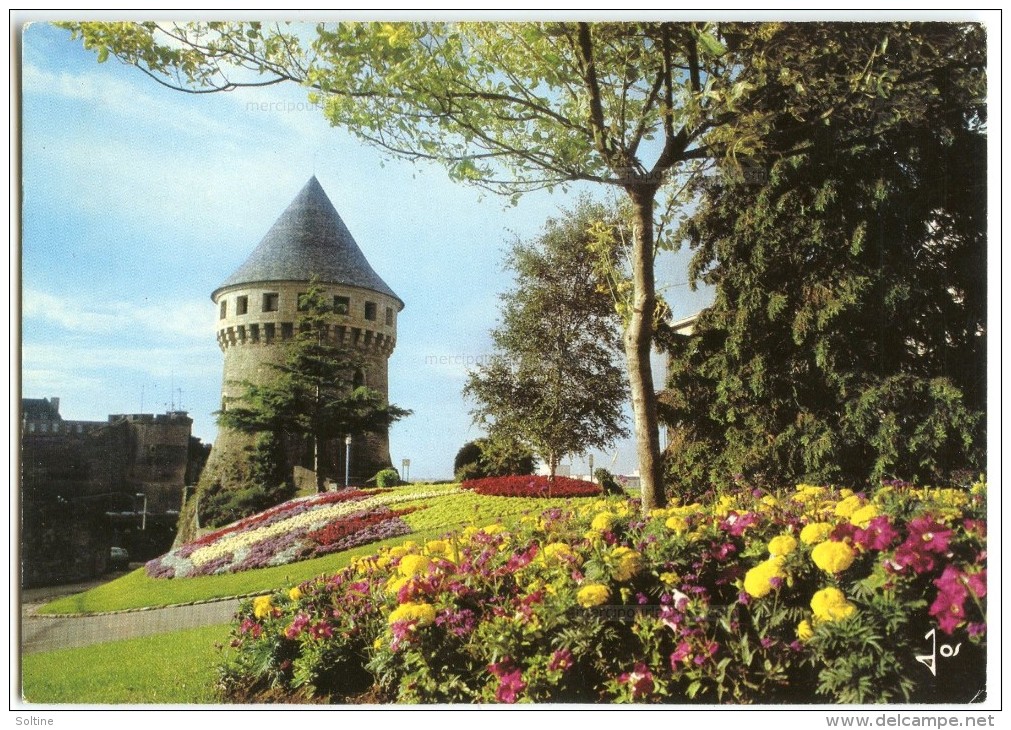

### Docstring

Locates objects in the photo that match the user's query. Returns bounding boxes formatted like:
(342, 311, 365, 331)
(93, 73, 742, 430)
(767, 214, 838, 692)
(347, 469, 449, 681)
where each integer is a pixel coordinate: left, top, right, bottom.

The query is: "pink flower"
(489, 660, 526, 704)
(907, 516, 953, 553)
(618, 663, 654, 699)
(966, 569, 986, 598)
(670, 641, 692, 668)
(548, 648, 573, 672)
(929, 566, 969, 635)
(854, 516, 899, 552)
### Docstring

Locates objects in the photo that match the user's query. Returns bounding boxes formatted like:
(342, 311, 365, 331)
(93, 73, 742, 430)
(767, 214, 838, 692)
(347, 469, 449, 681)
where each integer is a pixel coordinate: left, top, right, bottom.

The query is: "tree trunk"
(625, 188, 667, 512)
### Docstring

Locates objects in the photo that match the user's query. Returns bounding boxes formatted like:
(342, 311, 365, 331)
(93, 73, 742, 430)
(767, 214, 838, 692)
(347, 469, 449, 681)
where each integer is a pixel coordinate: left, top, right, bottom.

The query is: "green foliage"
(453, 437, 537, 482)
(663, 23, 986, 491)
(374, 467, 401, 488)
(593, 468, 625, 496)
(464, 199, 629, 477)
(198, 433, 296, 528)
(218, 284, 410, 492)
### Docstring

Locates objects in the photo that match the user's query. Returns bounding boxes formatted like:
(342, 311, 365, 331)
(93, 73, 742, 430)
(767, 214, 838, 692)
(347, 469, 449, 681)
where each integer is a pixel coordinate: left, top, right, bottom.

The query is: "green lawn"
(21, 623, 232, 705)
(39, 487, 585, 615)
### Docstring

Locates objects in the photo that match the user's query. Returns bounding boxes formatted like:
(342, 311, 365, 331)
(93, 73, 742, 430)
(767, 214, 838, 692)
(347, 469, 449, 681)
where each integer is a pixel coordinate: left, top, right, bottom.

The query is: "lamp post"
(402, 458, 410, 483)
(345, 435, 353, 487)
(135, 492, 147, 531)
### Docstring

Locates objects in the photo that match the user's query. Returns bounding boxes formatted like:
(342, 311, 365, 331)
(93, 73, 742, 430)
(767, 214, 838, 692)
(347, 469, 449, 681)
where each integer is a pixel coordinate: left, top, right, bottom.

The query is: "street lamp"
(135, 492, 147, 531)
(345, 435, 353, 487)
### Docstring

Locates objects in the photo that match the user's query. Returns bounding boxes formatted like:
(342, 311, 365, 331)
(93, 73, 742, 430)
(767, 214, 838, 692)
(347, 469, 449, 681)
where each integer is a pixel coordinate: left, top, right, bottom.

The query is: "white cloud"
(23, 288, 214, 340)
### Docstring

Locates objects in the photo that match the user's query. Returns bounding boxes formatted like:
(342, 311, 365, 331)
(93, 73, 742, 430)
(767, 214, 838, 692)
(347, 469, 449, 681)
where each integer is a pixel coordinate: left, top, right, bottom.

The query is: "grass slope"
(39, 486, 586, 615)
(21, 623, 232, 705)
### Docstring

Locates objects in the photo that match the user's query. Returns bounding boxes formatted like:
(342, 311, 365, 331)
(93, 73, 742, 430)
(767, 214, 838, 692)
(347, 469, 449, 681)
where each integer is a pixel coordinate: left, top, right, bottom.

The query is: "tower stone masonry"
(200, 176, 403, 502)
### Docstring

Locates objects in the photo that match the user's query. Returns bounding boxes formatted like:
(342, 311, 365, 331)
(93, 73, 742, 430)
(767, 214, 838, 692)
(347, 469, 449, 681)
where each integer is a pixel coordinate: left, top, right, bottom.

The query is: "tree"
(463, 200, 628, 478)
(62, 20, 985, 507)
(661, 23, 986, 488)
(218, 286, 411, 492)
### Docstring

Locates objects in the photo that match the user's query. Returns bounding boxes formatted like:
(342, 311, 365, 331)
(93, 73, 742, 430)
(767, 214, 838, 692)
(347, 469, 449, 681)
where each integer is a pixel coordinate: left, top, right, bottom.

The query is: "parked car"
(109, 546, 130, 571)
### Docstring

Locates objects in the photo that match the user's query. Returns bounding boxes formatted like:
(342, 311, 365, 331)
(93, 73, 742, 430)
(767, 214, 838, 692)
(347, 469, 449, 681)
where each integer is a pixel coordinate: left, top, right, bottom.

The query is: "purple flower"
(854, 516, 899, 552)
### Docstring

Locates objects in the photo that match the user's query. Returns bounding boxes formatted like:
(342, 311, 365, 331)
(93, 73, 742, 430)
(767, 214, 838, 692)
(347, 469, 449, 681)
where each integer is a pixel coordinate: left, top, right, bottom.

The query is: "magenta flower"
(489, 660, 526, 704)
(548, 648, 574, 672)
(854, 515, 899, 552)
(618, 663, 655, 699)
(907, 516, 954, 553)
(929, 565, 969, 635)
(966, 569, 986, 598)
(670, 641, 692, 668)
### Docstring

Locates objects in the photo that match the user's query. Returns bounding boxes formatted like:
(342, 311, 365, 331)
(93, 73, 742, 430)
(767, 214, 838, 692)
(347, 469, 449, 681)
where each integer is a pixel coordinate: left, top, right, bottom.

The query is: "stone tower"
(203, 176, 403, 494)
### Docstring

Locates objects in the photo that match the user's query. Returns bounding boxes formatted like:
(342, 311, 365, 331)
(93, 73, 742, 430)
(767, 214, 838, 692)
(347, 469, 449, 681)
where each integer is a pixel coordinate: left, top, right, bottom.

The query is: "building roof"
(213, 176, 403, 309)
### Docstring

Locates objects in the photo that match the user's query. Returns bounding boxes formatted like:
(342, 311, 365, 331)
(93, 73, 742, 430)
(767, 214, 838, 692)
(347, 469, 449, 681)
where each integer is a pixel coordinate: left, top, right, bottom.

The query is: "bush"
(218, 478, 987, 703)
(461, 475, 602, 498)
(374, 468, 401, 488)
(593, 468, 624, 496)
(453, 438, 536, 482)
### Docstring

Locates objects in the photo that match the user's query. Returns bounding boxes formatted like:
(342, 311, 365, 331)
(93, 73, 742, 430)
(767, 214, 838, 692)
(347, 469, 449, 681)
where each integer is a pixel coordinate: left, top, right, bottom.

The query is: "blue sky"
(19, 21, 716, 480)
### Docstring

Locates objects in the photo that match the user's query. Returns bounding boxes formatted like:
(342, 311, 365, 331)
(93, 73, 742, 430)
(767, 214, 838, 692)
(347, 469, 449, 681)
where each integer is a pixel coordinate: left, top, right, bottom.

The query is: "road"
(19, 571, 241, 655)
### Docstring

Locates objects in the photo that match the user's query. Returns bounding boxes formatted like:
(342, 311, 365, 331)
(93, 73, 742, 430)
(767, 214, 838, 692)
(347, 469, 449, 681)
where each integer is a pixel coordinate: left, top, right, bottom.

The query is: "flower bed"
(145, 488, 456, 578)
(219, 479, 986, 704)
(462, 475, 601, 498)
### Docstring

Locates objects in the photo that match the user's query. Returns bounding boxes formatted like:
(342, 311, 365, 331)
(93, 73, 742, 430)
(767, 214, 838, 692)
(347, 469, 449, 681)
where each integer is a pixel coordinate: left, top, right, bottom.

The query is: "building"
(20, 397, 194, 584)
(199, 176, 403, 499)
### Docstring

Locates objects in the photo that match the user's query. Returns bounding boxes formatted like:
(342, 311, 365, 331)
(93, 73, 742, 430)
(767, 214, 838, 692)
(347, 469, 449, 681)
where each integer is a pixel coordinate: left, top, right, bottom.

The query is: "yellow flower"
(577, 583, 611, 608)
(398, 554, 432, 578)
(288, 587, 303, 602)
(849, 503, 878, 528)
(743, 557, 785, 598)
(834, 495, 864, 519)
(252, 595, 274, 619)
(796, 619, 815, 642)
(388, 601, 436, 627)
(811, 541, 856, 574)
(659, 572, 679, 586)
(385, 575, 411, 596)
(611, 546, 643, 582)
(591, 512, 618, 532)
(810, 587, 856, 622)
(799, 522, 834, 545)
(541, 542, 577, 565)
(665, 516, 689, 534)
(483, 523, 506, 536)
(768, 534, 798, 557)
(425, 539, 451, 557)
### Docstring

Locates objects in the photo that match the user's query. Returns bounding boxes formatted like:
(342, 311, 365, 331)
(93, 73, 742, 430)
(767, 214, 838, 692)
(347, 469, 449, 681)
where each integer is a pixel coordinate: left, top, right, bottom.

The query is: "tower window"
(364, 301, 377, 321)
(264, 323, 275, 342)
(250, 324, 259, 343)
(263, 293, 279, 313)
(236, 296, 248, 315)
(219, 300, 227, 319)
(385, 307, 394, 326)
(281, 322, 294, 340)
(334, 296, 350, 315)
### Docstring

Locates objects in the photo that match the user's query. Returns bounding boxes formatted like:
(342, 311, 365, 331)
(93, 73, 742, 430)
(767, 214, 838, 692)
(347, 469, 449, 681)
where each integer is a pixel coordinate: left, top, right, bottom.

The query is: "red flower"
(929, 565, 969, 635)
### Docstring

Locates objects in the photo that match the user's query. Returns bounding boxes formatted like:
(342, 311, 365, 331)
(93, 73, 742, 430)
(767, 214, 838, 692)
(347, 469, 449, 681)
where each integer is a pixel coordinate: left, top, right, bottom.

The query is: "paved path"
(20, 583, 242, 655)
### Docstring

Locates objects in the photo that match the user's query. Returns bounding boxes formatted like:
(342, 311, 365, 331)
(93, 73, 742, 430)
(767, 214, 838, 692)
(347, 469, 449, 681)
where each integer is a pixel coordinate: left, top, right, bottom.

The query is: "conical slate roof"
(214, 176, 403, 309)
